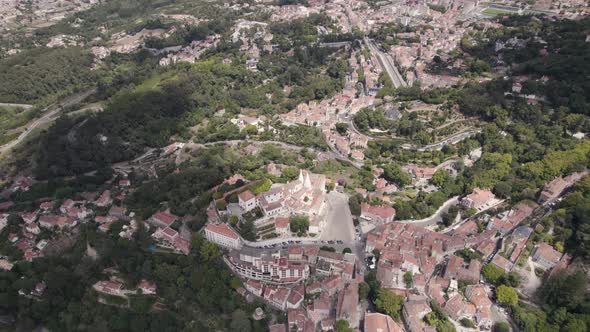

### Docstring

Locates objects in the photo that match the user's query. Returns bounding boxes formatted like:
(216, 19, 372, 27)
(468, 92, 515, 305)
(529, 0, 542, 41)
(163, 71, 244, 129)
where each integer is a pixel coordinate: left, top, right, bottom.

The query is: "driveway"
(518, 257, 542, 297)
(321, 191, 355, 242)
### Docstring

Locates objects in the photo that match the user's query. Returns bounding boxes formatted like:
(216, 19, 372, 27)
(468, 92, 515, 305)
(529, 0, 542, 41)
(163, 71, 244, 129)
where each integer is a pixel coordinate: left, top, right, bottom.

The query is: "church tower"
(304, 171, 312, 189)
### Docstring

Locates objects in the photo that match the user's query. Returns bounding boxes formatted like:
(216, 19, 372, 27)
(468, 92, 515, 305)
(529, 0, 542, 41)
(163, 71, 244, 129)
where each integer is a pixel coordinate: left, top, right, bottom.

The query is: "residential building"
(287, 285, 304, 309)
(461, 188, 496, 210)
(21, 211, 38, 224)
(336, 283, 359, 328)
(204, 223, 242, 249)
(275, 217, 290, 235)
(402, 295, 435, 332)
(149, 211, 178, 228)
(25, 223, 41, 235)
(152, 227, 190, 255)
(307, 292, 330, 323)
(245, 279, 264, 296)
(444, 255, 480, 283)
(407, 165, 435, 180)
(444, 294, 476, 322)
(39, 215, 77, 230)
(239, 190, 257, 212)
(288, 308, 311, 332)
(95, 190, 112, 207)
(364, 312, 403, 332)
(138, 279, 157, 295)
(224, 248, 309, 283)
(532, 243, 562, 270)
(360, 203, 396, 223)
(491, 254, 513, 272)
(108, 206, 127, 219)
(465, 285, 493, 329)
(60, 199, 75, 213)
(93, 280, 124, 296)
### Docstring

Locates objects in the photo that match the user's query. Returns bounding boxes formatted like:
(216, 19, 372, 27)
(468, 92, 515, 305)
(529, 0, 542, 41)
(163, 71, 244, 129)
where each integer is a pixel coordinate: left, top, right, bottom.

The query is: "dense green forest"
(461, 16, 590, 115)
(0, 48, 95, 103)
(454, 16, 590, 332)
(31, 14, 347, 179)
(0, 224, 265, 331)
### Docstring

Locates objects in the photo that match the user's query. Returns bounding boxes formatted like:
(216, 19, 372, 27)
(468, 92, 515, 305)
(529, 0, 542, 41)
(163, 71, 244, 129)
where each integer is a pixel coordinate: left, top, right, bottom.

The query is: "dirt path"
(0, 102, 34, 109)
(520, 257, 542, 297)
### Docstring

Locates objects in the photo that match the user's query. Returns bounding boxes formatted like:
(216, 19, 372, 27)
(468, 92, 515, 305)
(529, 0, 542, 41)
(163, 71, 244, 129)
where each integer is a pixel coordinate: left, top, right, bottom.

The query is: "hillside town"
(0, 0, 589, 329)
(0, 134, 586, 331)
(198, 167, 583, 332)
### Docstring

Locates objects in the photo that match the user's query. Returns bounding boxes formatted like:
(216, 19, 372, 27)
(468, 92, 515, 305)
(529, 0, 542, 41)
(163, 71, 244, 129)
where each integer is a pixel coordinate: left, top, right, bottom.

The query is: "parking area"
(320, 191, 355, 242)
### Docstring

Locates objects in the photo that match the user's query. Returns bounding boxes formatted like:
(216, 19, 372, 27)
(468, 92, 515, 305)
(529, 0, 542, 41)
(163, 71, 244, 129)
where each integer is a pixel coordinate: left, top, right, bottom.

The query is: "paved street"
(321, 191, 355, 242)
(0, 88, 96, 154)
(401, 129, 482, 151)
(398, 196, 460, 227)
(364, 37, 407, 88)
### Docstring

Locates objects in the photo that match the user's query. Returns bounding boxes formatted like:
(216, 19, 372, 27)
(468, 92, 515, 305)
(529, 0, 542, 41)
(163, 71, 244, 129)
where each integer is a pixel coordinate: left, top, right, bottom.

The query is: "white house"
(204, 223, 242, 249)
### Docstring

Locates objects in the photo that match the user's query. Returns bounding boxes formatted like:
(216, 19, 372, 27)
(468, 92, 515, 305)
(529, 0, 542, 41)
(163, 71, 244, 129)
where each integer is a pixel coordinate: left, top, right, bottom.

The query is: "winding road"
(397, 196, 460, 227)
(0, 89, 96, 154)
(203, 139, 363, 169)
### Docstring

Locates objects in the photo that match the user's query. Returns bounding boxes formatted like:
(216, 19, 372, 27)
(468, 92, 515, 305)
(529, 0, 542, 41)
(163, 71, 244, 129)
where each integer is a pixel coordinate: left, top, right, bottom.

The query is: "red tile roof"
(151, 211, 178, 226)
(96, 190, 112, 205)
(238, 190, 255, 202)
(361, 203, 396, 220)
(138, 279, 157, 293)
(465, 188, 495, 207)
(365, 312, 403, 332)
(269, 324, 287, 332)
(174, 237, 190, 255)
(205, 223, 240, 240)
(535, 243, 562, 265)
(39, 201, 53, 210)
(275, 217, 290, 229)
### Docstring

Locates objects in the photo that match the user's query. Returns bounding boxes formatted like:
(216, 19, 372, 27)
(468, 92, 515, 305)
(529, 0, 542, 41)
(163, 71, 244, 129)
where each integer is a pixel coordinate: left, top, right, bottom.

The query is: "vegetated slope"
(0, 48, 95, 104)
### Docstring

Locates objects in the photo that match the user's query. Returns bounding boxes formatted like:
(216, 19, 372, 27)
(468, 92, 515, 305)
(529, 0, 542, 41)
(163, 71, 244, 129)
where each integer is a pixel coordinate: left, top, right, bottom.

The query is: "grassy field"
(482, 7, 518, 15)
(134, 70, 178, 92)
(0, 105, 39, 145)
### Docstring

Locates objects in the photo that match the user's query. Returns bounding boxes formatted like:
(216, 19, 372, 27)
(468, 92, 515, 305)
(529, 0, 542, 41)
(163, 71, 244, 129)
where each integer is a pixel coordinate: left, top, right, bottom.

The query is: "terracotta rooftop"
(361, 203, 396, 219)
(491, 254, 513, 272)
(275, 217, 290, 229)
(535, 243, 562, 265)
(205, 223, 240, 240)
(465, 188, 495, 206)
(238, 190, 255, 201)
(151, 211, 178, 226)
(364, 312, 403, 332)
